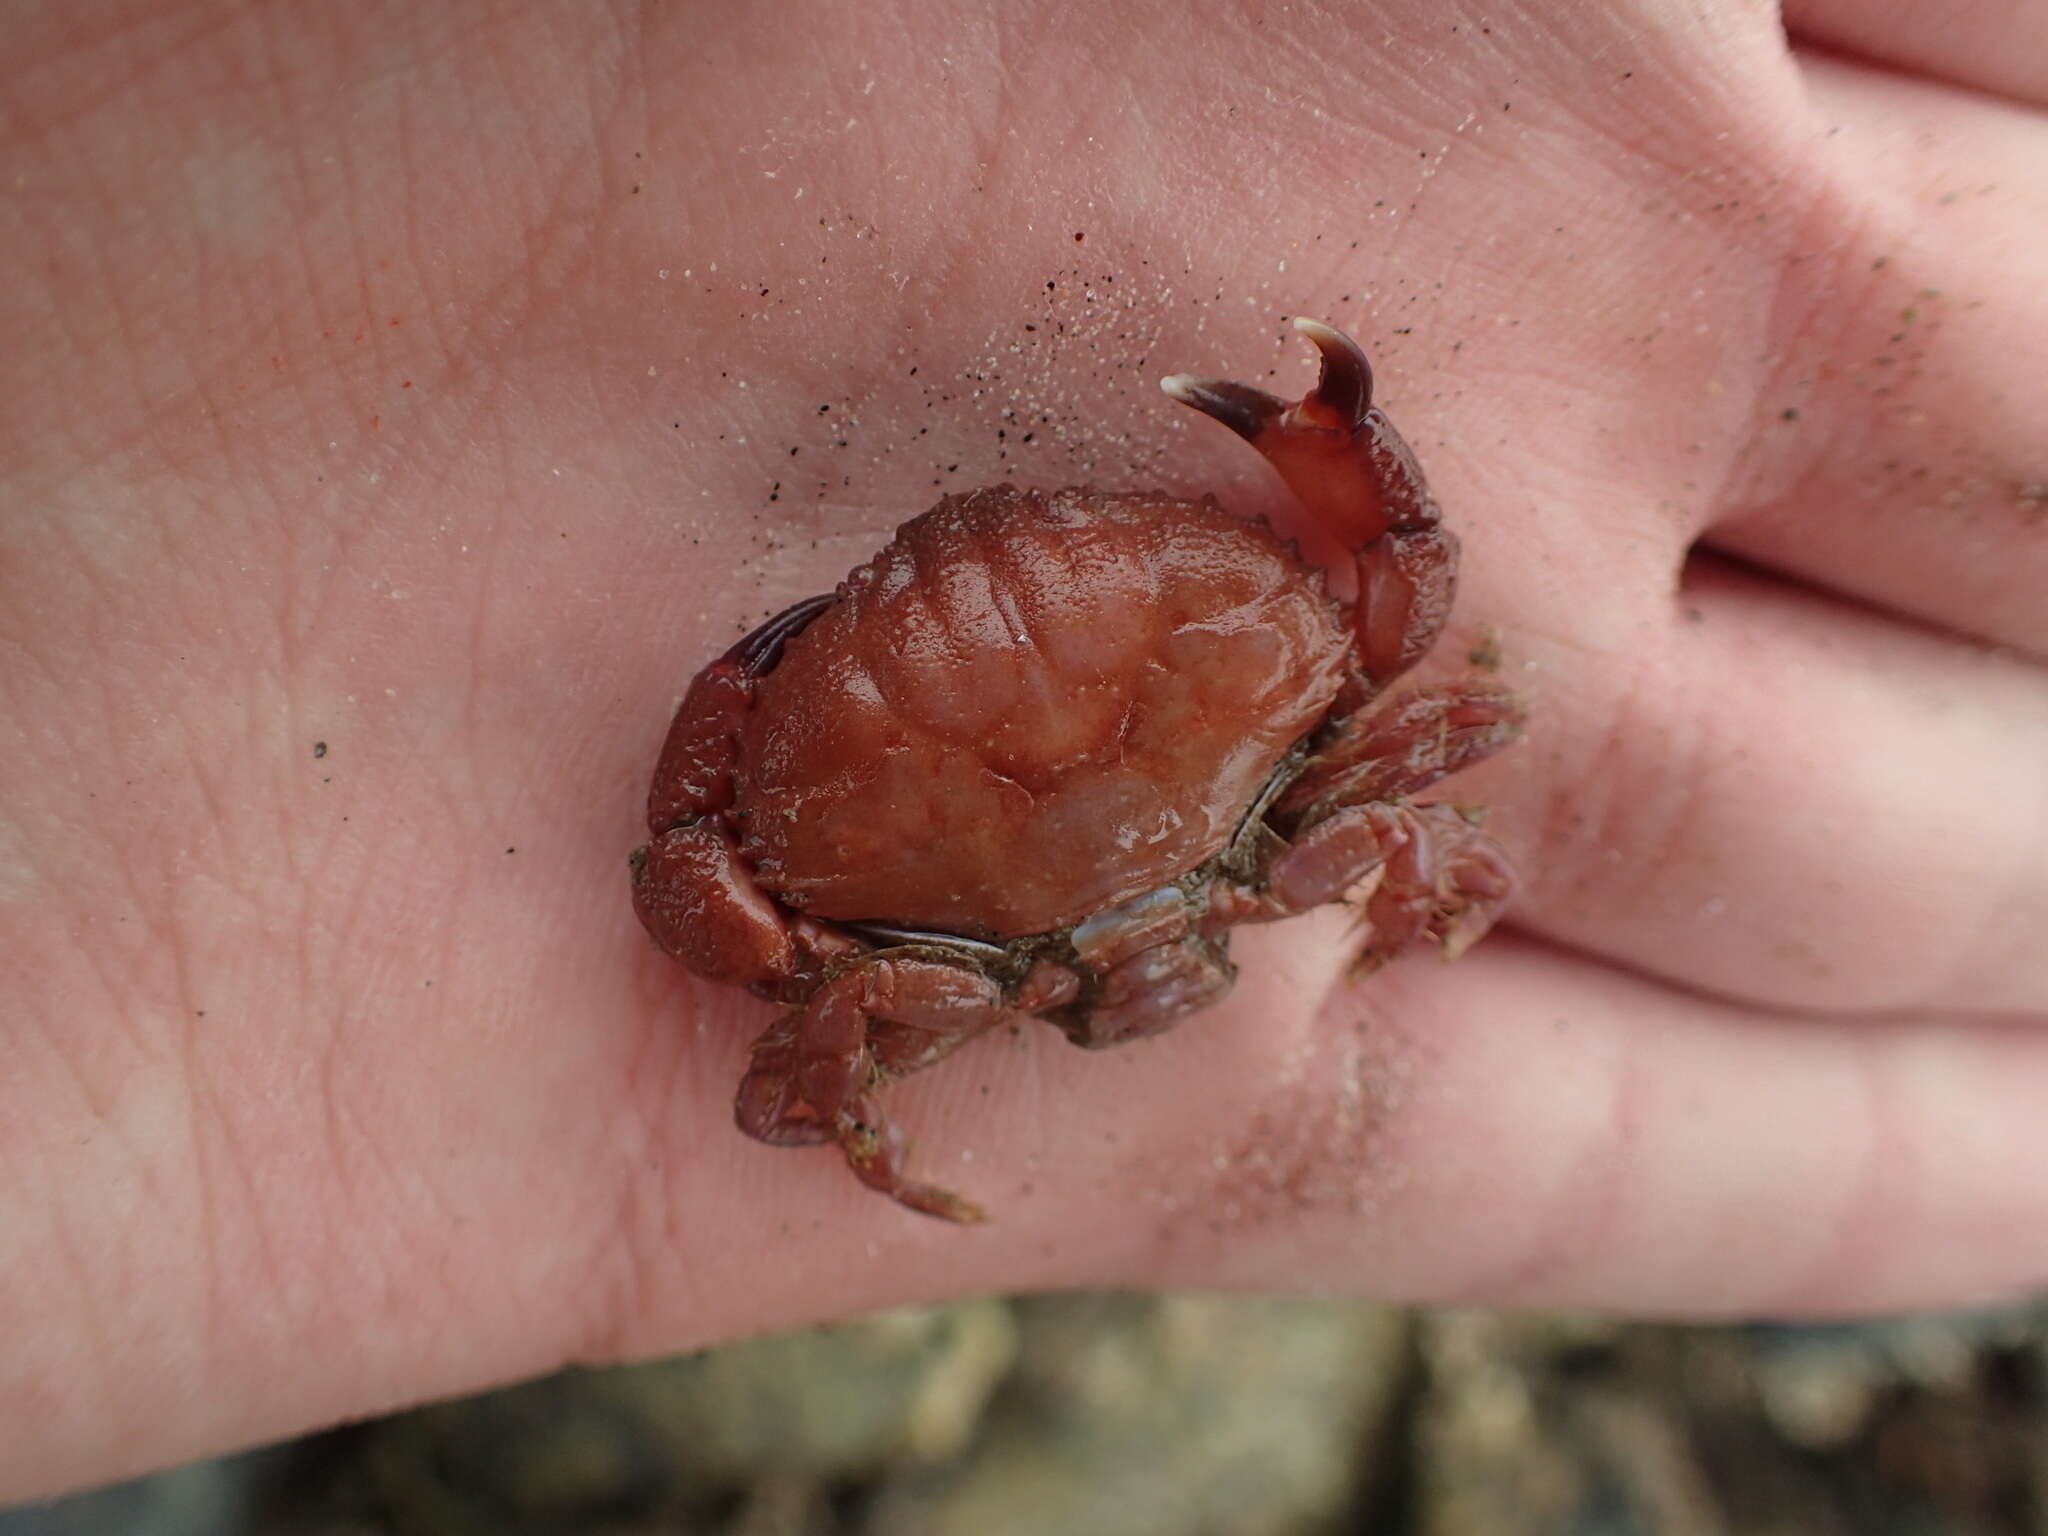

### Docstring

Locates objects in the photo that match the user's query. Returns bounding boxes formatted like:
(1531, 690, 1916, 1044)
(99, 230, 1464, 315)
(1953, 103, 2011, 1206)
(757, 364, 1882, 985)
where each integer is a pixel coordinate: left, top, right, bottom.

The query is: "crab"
(630, 319, 1524, 1222)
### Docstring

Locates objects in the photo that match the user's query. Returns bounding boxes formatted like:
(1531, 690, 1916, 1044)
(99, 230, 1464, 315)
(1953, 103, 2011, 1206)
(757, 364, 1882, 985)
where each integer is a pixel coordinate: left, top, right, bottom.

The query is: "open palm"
(4, 0, 2044, 1498)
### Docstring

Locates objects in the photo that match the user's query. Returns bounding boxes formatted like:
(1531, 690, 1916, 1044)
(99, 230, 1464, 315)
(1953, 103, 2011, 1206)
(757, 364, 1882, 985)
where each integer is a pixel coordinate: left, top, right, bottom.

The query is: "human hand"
(4, 0, 2043, 1500)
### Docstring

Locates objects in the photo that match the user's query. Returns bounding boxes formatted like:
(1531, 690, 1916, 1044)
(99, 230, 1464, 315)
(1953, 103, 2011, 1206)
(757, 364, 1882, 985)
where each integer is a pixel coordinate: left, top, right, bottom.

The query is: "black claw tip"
(1159, 374, 1288, 442)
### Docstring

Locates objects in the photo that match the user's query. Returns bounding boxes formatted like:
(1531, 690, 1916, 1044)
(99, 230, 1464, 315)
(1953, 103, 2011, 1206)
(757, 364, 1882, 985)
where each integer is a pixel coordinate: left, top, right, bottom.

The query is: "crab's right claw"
(1289, 316, 1374, 430)
(1158, 372, 1289, 443)
(1164, 319, 1456, 687)
(1162, 317, 1375, 445)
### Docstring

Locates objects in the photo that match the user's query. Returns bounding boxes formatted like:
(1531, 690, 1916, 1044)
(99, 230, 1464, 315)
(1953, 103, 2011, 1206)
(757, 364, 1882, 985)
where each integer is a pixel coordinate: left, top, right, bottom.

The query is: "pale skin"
(2, 0, 2045, 1503)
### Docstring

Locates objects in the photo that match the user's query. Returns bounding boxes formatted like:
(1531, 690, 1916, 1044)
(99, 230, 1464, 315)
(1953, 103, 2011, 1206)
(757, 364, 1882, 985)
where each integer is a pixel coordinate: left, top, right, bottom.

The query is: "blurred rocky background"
(7, 1295, 2044, 1535)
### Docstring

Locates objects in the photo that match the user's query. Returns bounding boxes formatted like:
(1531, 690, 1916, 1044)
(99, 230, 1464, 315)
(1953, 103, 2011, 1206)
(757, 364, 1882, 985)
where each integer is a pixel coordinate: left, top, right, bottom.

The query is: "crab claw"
(1161, 317, 1373, 441)
(1165, 319, 1458, 687)
(1158, 373, 1290, 441)
(1288, 317, 1376, 424)
(1162, 317, 1437, 557)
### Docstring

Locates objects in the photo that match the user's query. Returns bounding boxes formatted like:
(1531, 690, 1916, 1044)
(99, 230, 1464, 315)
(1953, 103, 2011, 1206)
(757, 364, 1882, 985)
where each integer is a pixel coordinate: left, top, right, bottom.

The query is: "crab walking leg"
(1274, 801, 1516, 964)
(1275, 680, 1527, 822)
(1189, 672, 1519, 958)
(735, 958, 1008, 1223)
(1162, 318, 1457, 688)
(1209, 797, 1515, 966)
(731, 1017, 833, 1147)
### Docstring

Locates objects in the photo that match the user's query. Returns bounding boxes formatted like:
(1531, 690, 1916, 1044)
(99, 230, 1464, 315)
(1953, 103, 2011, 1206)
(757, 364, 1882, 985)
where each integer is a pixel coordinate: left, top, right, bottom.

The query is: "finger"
(602, 925, 2048, 1342)
(1486, 554, 2048, 1015)
(1784, 0, 2048, 107)
(1094, 931, 2048, 1314)
(1706, 51, 2048, 657)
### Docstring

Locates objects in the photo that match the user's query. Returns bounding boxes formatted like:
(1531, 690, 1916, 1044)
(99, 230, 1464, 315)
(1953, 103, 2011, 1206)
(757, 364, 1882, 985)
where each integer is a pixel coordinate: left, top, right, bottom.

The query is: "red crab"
(631, 320, 1523, 1221)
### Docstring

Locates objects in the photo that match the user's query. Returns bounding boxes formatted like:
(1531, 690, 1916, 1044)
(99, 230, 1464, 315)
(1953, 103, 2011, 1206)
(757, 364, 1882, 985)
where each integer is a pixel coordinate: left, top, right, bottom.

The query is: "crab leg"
(1210, 798, 1516, 968)
(734, 957, 1007, 1223)
(1274, 680, 1527, 824)
(1163, 318, 1457, 689)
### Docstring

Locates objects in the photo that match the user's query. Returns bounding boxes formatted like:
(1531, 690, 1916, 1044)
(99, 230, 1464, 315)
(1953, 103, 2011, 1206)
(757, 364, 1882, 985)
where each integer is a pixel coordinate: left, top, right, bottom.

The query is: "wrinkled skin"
(633, 323, 1523, 1219)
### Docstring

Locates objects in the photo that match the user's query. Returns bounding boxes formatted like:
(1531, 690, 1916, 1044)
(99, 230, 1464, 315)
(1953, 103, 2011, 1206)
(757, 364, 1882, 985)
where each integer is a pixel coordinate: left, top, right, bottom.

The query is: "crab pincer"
(1163, 317, 1457, 687)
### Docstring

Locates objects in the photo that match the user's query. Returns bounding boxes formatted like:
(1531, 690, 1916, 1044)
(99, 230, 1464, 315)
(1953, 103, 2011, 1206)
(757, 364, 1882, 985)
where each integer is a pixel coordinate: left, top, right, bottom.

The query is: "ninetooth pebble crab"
(630, 320, 1524, 1221)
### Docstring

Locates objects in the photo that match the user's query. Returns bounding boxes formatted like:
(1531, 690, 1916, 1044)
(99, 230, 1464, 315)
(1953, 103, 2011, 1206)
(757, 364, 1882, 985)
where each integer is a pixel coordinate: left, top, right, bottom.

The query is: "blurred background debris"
(6, 1296, 2043, 1535)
